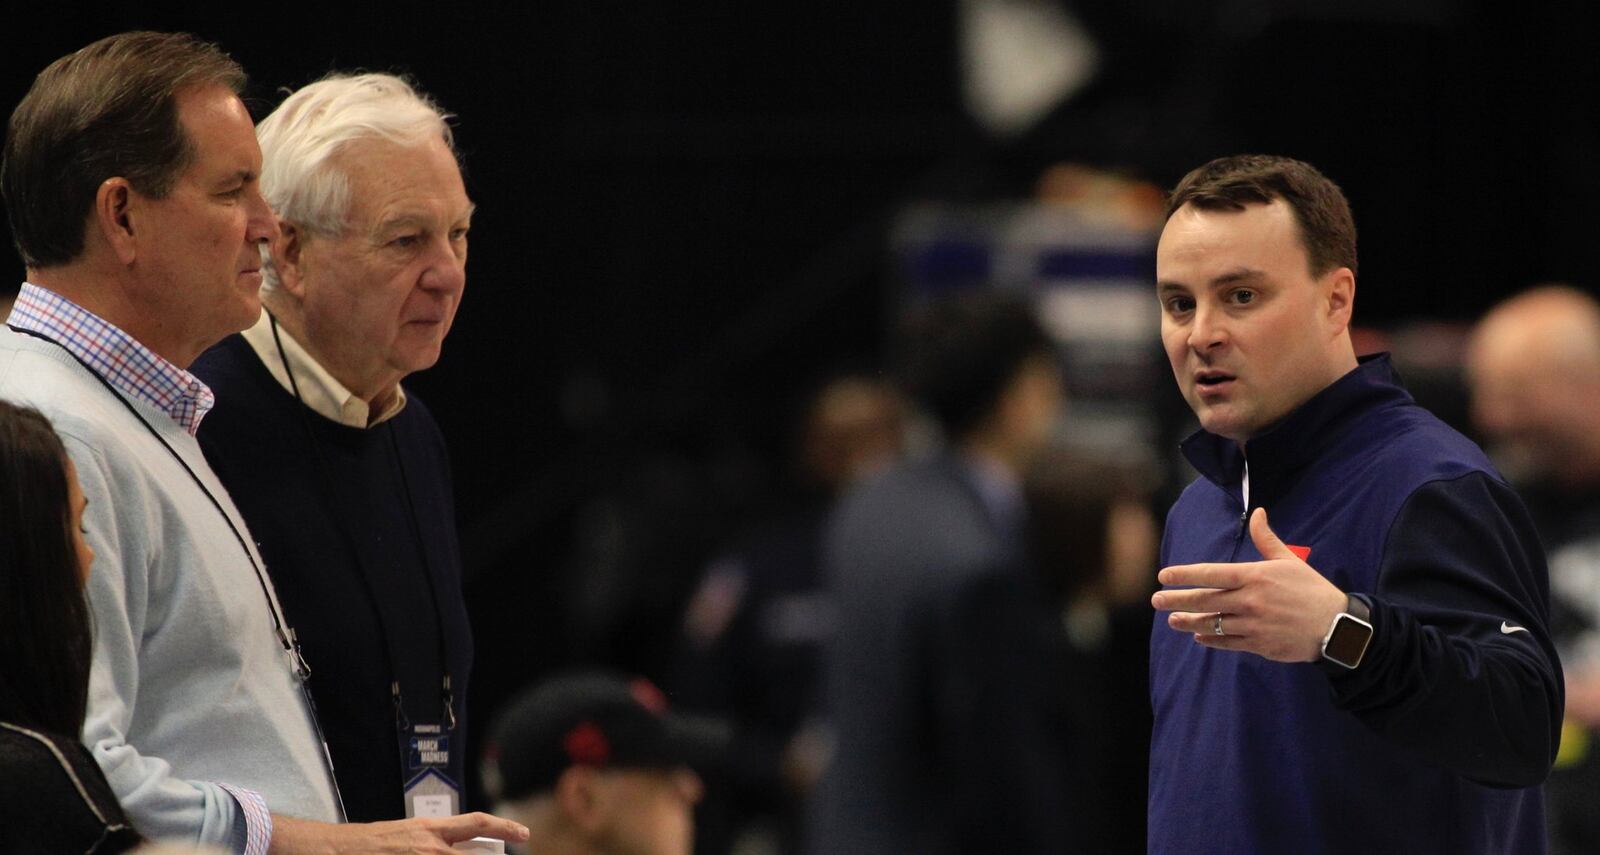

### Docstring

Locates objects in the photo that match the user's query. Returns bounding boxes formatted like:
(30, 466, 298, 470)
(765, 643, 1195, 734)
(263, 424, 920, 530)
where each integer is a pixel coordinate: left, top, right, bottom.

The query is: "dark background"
(6, 0, 1600, 810)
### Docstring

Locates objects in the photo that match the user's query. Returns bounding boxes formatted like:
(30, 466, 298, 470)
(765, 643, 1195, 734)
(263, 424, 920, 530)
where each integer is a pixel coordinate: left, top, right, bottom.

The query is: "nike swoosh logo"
(1501, 621, 1529, 635)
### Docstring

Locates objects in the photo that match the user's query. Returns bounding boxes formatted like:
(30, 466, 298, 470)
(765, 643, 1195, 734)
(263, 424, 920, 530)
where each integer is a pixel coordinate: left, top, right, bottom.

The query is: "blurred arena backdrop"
(4, 0, 1598, 823)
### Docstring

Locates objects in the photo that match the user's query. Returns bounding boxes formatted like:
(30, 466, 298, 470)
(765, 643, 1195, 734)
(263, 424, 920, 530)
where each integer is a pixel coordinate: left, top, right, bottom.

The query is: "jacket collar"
(1179, 353, 1413, 504)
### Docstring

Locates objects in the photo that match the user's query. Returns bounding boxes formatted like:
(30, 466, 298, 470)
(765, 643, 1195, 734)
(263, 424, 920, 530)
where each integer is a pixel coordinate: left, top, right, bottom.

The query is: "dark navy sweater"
(1149, 355, 1562, 855)
(192, 333, 473, 822)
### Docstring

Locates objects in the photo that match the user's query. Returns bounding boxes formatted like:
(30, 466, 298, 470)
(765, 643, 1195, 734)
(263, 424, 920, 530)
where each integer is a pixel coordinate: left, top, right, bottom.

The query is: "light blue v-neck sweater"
(0, 326, 340, 847)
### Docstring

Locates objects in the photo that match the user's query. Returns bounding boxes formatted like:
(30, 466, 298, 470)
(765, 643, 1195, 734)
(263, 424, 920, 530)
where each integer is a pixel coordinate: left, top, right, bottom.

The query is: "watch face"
(1324, 614, 1374, 669)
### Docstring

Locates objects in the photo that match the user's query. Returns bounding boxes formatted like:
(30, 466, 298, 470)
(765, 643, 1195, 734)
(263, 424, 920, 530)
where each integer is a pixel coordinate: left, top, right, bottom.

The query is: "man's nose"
(418, 235, 466, 294)
(245, 188, 278, 245)
(1188, 304, 1228, 351)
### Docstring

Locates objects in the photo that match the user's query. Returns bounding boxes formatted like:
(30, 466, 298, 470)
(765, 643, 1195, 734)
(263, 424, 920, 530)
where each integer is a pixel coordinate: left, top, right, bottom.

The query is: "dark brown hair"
(0, 402, 92, 735)
(1026, 454, 1156, 605)
(893, 292, 1056, 442)
(1166, 154, 1358, 278)
(1, 31, 246, 268)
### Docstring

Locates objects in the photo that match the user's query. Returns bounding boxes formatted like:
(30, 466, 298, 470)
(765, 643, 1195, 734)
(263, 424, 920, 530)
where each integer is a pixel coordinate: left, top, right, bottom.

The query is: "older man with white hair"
(192, 72, 479, 824)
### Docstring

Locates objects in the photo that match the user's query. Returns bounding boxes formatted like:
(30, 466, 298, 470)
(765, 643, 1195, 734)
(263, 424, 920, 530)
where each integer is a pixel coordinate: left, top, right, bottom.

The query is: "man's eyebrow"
(375, 204, 477, 235)
(1158, 267, 1267, 295)
(213, 169, 256, 188)
(375, 214, 427, 233)
(1211, 268, 1265, 287)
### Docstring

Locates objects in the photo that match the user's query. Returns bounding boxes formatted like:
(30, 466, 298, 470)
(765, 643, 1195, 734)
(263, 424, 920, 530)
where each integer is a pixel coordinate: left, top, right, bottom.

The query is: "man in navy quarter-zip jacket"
(1148, 154, 1561, 855)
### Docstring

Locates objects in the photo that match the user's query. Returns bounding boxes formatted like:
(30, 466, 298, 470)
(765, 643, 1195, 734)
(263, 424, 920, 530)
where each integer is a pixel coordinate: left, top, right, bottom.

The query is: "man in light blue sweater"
(0, 31, 527, 854)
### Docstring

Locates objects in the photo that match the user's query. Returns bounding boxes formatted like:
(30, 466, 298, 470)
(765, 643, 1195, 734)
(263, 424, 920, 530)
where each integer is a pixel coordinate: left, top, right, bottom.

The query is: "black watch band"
(1321, 594, 1374, 670)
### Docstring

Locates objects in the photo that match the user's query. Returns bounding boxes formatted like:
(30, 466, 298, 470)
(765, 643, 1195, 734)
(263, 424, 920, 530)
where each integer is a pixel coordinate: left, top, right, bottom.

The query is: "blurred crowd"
(465, 160, 1600, 854)
(2, 15, 1599, 855)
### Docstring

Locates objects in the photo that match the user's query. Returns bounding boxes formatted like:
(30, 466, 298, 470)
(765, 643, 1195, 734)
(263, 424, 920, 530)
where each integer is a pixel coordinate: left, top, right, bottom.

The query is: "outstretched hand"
(269, 811, 531, 854)
(1151, 507, 1348, 662)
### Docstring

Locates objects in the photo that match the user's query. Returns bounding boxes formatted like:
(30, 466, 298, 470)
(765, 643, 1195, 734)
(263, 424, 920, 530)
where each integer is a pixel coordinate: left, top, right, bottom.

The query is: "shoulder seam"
(1375, 469, 1498, 585)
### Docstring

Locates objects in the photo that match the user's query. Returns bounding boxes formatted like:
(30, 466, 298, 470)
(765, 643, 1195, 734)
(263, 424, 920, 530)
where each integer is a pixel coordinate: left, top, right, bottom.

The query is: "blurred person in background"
(806, 293, 1075, 855)
(482, 672, 728, 855)
(1467, 285, 1600, 855)
(671, 373, 904, 855)
(191, 72, 477, 824)
(0, 401, 144, 853)
(0, 32, 523, 852)
(1024, 453, 1159, 854)
(1149, 154, 1559, 854)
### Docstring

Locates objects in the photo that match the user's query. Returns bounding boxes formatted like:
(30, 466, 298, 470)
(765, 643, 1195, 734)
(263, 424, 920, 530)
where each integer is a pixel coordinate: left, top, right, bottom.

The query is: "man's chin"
(229, 301, 262, 333)
(1195, 407, 1252, 443)
(396, 338, 446, 371)
(202, 299, 261, 348)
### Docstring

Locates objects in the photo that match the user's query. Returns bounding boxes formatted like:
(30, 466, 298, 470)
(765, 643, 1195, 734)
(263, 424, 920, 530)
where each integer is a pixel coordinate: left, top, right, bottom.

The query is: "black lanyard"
(6, 322, 349, 819)
(267, 313, 456, 734)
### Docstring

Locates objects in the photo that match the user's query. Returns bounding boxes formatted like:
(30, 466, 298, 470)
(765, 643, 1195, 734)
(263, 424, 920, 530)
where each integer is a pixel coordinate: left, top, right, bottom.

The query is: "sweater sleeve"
(1325, 471, 1563, 787)
(67, 436, 255, 849)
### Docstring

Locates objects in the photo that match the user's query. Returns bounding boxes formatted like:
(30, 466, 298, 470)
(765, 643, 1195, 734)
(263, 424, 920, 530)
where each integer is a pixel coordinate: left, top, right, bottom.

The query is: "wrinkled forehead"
(330, 136, 473, 227)
(1157, 200, 1311, 281)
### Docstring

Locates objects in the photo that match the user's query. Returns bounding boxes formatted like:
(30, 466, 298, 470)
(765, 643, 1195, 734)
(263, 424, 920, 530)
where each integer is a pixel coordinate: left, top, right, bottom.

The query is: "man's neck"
(263, 293, 399, 410)
(27, 266, 206, 368)
(1235, 349, 1364, 454)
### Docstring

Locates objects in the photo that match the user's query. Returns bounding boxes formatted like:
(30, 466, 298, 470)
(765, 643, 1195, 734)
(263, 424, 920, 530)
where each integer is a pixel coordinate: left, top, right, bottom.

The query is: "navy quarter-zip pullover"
(1149, 354, 1562, 855)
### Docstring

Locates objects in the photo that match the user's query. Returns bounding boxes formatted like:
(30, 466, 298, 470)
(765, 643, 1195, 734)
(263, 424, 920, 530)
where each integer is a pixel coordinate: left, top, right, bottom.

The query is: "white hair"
(256, 72, 455, 290)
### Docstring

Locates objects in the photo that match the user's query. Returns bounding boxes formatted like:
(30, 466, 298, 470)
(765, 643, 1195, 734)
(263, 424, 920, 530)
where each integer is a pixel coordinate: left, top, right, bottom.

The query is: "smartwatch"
(1320, 594, 1373, 670)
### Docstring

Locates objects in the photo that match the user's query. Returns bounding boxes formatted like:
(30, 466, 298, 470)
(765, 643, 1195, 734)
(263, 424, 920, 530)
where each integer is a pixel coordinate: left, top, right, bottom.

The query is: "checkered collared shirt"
(7, 282, 216, 435)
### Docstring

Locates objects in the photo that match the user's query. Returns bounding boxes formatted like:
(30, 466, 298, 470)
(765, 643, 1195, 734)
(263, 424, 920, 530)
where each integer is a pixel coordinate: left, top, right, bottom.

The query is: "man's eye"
(1230, 290, 1256, 305)
(390, 234, 420, 248)
(1165, 297, 1194, 314)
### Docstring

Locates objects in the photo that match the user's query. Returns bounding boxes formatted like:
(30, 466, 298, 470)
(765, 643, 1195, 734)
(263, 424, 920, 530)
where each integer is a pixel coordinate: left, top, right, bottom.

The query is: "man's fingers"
(1193, 632, 1254, 651)
(1167, 611, 1218, 635)
(1167, 611, 1254, 637)
(1158, 563, 1249, 589)
(1152, 587, 1233, 614)
(431, 812, 531, 844)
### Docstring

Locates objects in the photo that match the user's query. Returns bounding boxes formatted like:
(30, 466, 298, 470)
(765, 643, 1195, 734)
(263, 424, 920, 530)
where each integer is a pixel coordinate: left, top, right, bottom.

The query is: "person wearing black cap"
(483, 672, 728, 855)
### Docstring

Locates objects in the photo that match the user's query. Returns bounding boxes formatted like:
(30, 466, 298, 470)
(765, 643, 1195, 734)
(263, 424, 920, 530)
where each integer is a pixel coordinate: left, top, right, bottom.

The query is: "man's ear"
(1324, 266, 1356, 335)
(93, 178, 138, 266)
(553, 766, 608, 834)
(271, 220, 308, 298)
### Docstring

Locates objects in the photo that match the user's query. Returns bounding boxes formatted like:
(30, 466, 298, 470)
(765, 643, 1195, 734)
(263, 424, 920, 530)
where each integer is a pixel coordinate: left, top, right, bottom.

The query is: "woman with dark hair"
(0, 400, 142, 852)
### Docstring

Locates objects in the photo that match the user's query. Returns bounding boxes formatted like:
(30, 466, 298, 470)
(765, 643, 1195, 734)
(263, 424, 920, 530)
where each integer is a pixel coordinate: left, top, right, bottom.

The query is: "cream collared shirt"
(240, 311, 407, 428)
